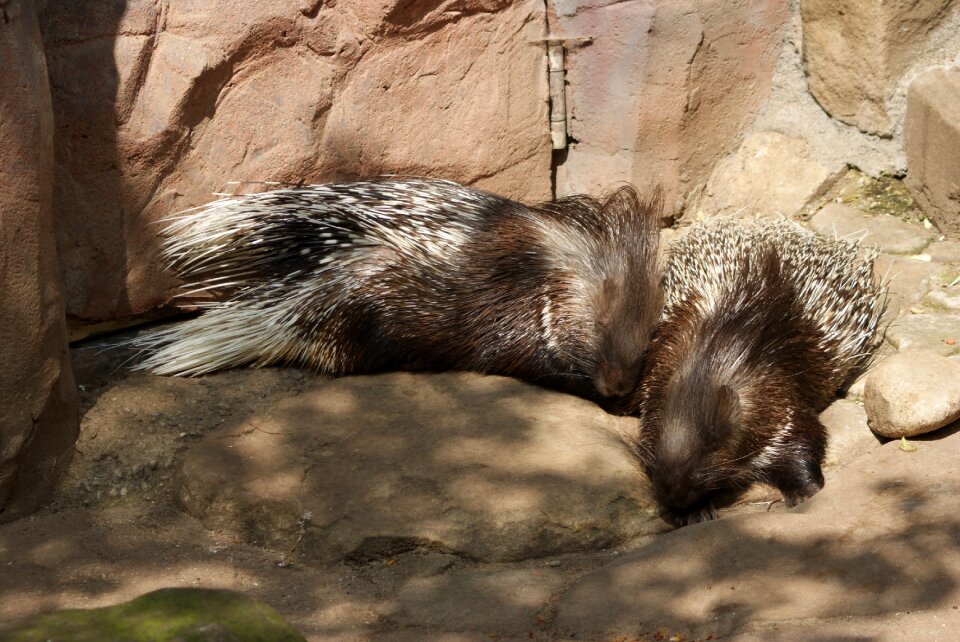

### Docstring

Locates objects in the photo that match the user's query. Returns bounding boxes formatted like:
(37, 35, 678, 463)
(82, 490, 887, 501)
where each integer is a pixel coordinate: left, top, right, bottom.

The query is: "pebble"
(864, 351, 960, 437)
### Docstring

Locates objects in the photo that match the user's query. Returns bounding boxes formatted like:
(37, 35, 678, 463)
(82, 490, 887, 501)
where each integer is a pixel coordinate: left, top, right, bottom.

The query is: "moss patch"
(0, 588, 306, 642)
(806, 168, 929, 224)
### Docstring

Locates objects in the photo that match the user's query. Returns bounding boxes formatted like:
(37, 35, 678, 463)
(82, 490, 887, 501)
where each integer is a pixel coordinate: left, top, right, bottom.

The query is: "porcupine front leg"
(763, 412, 827, 507)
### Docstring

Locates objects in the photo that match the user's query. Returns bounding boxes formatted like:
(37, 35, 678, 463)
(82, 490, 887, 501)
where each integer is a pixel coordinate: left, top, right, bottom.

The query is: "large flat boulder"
(176, 372, 657, 564)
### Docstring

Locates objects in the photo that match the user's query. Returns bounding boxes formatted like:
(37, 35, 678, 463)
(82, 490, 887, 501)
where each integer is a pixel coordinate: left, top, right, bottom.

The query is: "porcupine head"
(588, 186, 664, 400)
(637, 255, 829, 527)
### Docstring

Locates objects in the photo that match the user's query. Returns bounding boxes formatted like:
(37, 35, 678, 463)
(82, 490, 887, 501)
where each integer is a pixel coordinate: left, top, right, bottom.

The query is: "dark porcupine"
(137, 178, 663, 401)
(626, 219, 887, 527)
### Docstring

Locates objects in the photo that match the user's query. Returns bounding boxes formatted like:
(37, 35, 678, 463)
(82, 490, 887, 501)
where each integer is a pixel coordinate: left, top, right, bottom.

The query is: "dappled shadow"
(1, 352, 959, 639)
(0, 355, 649, 638)
(549, 445, 960, 640)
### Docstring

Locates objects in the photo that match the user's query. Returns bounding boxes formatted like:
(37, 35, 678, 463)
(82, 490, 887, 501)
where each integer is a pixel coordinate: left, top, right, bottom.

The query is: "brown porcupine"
(627, 219, 887, 527)
(136, 178, 663, 401)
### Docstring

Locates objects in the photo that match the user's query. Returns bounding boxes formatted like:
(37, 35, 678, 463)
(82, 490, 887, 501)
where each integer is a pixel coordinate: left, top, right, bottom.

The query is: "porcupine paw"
(780, 481, 823, 508)
(773, 463, 825, 508)
(662, 501, 719, 528)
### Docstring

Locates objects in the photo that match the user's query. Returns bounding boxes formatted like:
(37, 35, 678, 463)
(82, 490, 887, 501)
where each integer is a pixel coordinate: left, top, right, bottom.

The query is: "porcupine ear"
(763, 410, 827, 507)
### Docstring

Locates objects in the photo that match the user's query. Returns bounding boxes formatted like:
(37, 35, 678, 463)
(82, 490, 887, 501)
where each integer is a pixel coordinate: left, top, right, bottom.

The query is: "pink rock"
(39, 0, 551, 323)
(0, 0, 78, 519)
(554, 0, 790, 216)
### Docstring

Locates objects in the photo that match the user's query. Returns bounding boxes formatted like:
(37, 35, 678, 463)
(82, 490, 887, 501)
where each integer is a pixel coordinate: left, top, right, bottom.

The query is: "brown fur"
(626, 250, 834, 526)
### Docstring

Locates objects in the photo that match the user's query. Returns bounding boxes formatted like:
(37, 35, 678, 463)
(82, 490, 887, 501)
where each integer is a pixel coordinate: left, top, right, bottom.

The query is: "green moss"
(813, 169, 928, 223)
(0, 588, 306, 642)
(860, 173, 919, 219)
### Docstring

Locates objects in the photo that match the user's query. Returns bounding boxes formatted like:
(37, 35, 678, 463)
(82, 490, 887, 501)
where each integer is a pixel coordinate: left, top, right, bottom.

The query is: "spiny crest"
(664, 217, 887, 390)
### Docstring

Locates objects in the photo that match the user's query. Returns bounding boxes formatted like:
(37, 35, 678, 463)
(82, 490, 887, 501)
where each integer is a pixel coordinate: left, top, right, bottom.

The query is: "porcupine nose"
(595, 364, 636, 398)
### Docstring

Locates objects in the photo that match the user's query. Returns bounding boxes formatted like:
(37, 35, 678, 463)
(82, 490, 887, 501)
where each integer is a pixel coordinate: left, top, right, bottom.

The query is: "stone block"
(905, 65, 960, 236)
(692, 131, 845, 218)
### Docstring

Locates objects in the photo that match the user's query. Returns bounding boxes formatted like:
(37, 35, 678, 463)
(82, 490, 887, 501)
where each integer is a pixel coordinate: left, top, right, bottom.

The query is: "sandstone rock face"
(691, 131, 844, 218)
(176, 372, 656, 564)
(550, 0, 790, 216)
(38, 0, 552, 323)
(0, 0, 78, 520)
(864, 350, 960, 438)
(801, 0, 959, 136)
(905, 65, 960, 237)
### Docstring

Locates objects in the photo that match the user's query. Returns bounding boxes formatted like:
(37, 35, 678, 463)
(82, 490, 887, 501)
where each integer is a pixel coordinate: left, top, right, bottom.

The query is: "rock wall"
(39, 0, 553, 324)
(801, 0, 958, 137)
(690, 0, 960, 227)
(551, 0, 790, 215)
(34, 0, 960, 327)
(905, 66, 960, 235)
(0, 0, 78, 520)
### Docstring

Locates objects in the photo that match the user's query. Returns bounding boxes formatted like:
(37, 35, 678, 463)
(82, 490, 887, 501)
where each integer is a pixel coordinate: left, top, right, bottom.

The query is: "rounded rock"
(864, 351, 960, 438)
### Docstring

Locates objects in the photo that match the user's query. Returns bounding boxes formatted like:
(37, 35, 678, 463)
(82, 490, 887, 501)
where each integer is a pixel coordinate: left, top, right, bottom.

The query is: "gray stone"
(387, 566, 566, 634)
(884, 313, 960, 356)
(873, 254, 939, 318)
(820, 400, 882, 467)
(692, 131, 846, 219)
(811, 203, 934, 255)
(864, 350, 960, 437)
(553, 425, 960, 640)
(905, 65, 960, 236)
(177, 372, 657, 564)
(925, 287, 960, 311)
(927, 239, 960, 263)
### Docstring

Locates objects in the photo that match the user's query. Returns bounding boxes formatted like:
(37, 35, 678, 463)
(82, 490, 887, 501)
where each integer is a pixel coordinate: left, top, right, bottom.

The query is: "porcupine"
(627, 219, 886, 526)
(136, 178, 664, 401)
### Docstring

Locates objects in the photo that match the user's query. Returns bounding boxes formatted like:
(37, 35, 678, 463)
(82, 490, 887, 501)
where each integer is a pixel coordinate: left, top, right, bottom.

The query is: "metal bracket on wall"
(530, 35, 593, 150)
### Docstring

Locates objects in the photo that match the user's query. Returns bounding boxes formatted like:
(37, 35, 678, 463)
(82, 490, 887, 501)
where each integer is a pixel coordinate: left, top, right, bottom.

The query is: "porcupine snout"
(594, 362, 639, 398)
